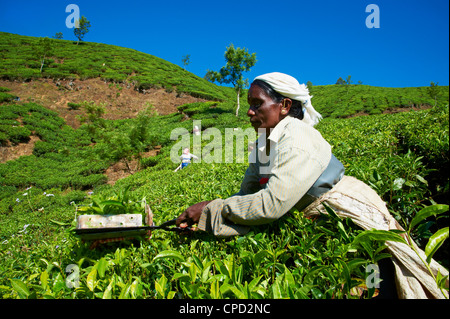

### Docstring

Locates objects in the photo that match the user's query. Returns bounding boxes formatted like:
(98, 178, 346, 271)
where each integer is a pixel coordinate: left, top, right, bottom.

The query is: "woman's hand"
(176, 201, 212, 228)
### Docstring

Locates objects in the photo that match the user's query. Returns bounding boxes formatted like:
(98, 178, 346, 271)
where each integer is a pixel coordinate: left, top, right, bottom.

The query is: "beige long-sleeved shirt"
(198, 116, 332, 237)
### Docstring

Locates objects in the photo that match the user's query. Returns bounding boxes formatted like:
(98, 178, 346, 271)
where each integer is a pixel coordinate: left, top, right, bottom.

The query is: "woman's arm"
(198, 145, 330, 237)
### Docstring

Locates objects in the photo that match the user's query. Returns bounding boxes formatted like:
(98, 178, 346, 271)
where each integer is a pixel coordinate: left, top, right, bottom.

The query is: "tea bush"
(0, 102, 108, 190)
(310, 84, 449, 118)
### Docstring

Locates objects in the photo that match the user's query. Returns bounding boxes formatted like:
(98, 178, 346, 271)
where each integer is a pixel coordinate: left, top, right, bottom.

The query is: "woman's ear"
(280, 98, 292, 115)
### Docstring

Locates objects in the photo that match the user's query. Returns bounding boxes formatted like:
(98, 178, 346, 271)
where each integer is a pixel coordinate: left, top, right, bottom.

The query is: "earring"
(282, 99, 289, 114)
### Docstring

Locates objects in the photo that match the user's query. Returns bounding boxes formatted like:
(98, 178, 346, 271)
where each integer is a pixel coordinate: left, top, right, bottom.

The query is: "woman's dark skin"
(175, 83, 292, 228)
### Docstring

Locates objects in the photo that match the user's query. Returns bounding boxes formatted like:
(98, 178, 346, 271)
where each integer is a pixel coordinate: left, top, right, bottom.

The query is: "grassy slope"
(310, 84, 449, 118)
(0, 32, 448, 299)
(0, 32, 232, 101)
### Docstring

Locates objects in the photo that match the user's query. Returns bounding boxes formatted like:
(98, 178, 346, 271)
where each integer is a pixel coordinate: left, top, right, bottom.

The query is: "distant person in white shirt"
(180, 148, 198, 169)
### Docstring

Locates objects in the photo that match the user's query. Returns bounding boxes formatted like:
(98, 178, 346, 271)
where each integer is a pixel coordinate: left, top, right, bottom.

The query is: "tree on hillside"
(53, 32, 63, 40)
(78, 101, 106, 140)
(336, 77, 345, 85)
(32, 37, 53, 73)
(428, 81, 439, 106)
(345, 75, 352, 85)
(182, 54, 191, 70)
(205, 44, 257, 116)
(336, 76, 354, 86)
(74, 16, 91, 45)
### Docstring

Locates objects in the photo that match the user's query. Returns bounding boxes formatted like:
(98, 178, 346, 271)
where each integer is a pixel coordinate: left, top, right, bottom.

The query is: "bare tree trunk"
(235, 87, 240, 116)
(40, 55, 45, 73)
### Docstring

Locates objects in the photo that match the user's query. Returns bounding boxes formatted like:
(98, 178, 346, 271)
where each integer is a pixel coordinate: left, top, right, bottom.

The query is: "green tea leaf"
(338, 260, 351, 293)
(304, 266, 327, 285)
(40, 270, 49, 290)
(425, 227, 449, 264)
(229, 285, 246, 299)
(50, 219, 71, 226)
(86, 268, 97, 292)
(10, 279, 30, 299)
(153, 250, 185, 262)
(97, 258, 108, 278)
(100, 200, 125, 206)
(192, 255, 202, 270)
(210, 280, 221, 299)
(410, 204, 449, 231)
(322, 202, 339, 220)
(52, 273, 66, 293)
(415, 174, 428, 186)
(352, 229, 407, 247)
(436, 270, 449, 289)
(347, 258, 367, 271)
(201, 262, 213, 283)
(253, 250, 268, 267)
(172, 273, 190, 282)
(248, 275, 263, 292)
(283, 266, 295, 288)
(155, 274, 167, 298)
(393, 178, 405, 190)
(374, 253, 392, 263)
(337, 220, 350, 242)
(130, 278, 143, 298)
(103, 280, 113, 299)
(271, 281, 282, 299)
(119, 282, 131, 299)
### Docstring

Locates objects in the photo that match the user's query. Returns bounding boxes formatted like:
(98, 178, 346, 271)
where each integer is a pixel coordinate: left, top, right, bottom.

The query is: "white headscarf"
(253, 72, 322, 126)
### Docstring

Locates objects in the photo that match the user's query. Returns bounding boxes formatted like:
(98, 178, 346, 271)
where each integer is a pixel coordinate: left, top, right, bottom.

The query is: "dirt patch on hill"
(0, 78, 203, 174)
(104, 146, 161, 186)
(0, 78, 206, 129)
(0, 135, 40, 163)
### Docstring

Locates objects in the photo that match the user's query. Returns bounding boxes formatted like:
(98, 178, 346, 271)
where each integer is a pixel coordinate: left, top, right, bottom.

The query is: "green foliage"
(0, 102, 107, 190)
(0, 32, 232, 103)
(0, 92, 16, 103)
(181, 54, 190, 70)
(53, 32, 63, 40)
(0, 125, 31, 144)
(205, 44, 257, 91)
(0, 86, 12, 92)
(0, 86, 16, 103)
(67, 102, 81, 110)
(32, 37, 53, 72)
(353, 204, 449, 298)
(310, 84, 449, 118)
(73, 16, 91, 45)
(77, 186, 147, 220)
(205, 44, 257, 116)
(318, 106, 449, 227)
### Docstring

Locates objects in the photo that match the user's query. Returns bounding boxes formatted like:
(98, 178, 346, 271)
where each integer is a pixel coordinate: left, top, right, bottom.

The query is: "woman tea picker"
(175, 72, 448, 299)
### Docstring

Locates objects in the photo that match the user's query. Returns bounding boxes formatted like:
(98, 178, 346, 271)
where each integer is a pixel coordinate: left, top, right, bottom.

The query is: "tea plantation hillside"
(0, 32, 449, 300)
(309, 83, 449, 118)
(0, 32, 231, 101)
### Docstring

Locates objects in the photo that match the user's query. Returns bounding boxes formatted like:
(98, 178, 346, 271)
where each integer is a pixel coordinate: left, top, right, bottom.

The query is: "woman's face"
(247, 83, 285, 132)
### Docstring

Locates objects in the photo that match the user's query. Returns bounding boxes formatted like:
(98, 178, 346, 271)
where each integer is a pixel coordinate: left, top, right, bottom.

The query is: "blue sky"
(1, 0, 448, 87)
